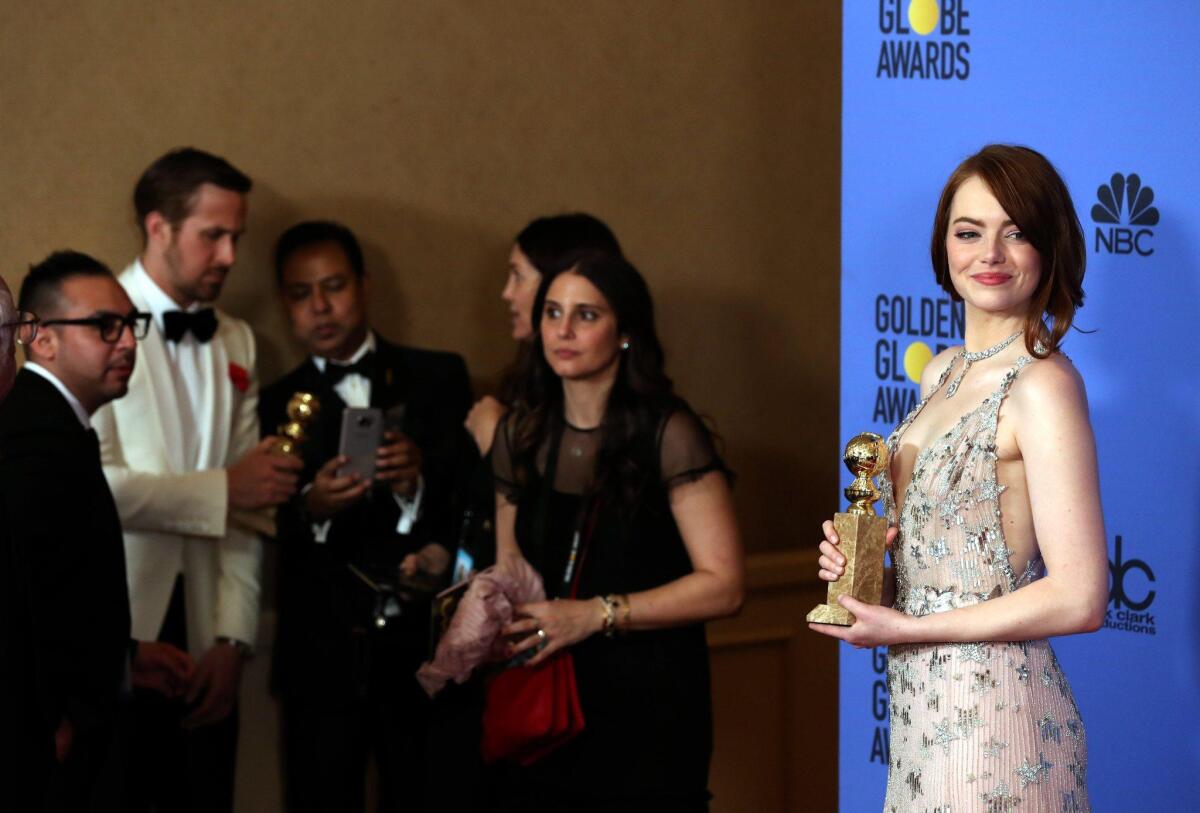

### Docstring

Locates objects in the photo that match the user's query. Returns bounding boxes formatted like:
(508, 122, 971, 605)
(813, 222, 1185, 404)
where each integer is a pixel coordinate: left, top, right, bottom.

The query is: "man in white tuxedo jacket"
(92, 148, 302, 812)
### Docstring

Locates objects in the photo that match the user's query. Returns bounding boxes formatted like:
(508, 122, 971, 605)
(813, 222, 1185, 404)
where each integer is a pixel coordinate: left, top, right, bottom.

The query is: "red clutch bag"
(481, 429, 599, 766)
(481, 650, 584, 766)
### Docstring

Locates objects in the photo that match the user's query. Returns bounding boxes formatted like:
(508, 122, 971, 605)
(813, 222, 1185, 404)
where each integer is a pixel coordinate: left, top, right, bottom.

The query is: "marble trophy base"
(806, 601, 855, 626)
(806, 510, 887, 627)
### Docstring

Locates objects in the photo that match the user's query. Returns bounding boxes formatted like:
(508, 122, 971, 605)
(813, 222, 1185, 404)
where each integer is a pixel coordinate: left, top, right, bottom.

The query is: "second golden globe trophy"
(806, 433, 890, 626)
(274, 391, 320, 456)
(231, 392, 320, 537)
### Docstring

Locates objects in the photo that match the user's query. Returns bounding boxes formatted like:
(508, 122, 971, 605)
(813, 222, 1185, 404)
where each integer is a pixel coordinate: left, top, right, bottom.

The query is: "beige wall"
(1, 1, 841, 807)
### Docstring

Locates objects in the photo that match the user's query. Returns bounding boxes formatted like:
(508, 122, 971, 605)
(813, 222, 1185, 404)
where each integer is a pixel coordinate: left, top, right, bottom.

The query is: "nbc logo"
(1091, 173, 1159, 256)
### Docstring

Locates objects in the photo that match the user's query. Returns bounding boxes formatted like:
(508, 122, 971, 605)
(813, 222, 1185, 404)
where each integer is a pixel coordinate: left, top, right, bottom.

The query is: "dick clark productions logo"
(1106, 534, 1156, 636)
(1091, 173, 1159, 256)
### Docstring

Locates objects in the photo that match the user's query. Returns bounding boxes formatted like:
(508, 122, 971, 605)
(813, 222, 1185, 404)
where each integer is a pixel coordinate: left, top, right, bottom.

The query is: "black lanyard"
(532, 416, 601, 600)
(560, 497, 601, 599)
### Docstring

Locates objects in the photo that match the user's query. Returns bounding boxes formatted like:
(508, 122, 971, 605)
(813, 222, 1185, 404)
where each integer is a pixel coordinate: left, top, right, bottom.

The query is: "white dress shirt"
(309, 332, 423, 540)
(130, 259, 208, 470)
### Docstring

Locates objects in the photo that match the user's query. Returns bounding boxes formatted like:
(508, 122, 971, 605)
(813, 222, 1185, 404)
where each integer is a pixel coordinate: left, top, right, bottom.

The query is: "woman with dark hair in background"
(426, 216, 620, 811)
(456, 214, 621, 572)
(490, 251, 744, 811)
(811, 145, 1107, 811)
(465, 214, 622, 460)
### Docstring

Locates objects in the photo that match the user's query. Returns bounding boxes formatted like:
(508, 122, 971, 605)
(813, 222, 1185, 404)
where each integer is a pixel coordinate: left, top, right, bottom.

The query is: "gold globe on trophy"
(232, 392, 321, 538)
(806, 432, 890, 626)
(275, 391, 320, 456)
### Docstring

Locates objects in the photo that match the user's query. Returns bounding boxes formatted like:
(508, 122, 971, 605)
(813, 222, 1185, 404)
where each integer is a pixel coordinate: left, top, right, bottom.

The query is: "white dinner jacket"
(93, 263, 262, 653)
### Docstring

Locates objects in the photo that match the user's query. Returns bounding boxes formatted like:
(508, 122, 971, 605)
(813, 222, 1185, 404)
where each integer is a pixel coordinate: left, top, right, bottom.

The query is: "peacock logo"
(1091, 173, 1159, 226)
(1092, 173, 1158, 256)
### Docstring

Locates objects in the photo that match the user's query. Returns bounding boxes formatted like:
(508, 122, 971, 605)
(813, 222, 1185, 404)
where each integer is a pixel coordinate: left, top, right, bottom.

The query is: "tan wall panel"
(709, 550, 839, 812)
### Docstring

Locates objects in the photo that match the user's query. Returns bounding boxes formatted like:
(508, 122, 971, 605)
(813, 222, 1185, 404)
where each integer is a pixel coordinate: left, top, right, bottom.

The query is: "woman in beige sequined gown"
(812, 145, 1108, 812)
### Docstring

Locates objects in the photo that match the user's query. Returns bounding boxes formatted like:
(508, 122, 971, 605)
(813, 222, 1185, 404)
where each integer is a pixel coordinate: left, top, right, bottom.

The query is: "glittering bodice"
(877, 354, 1090, 813)
(880, 357, 1040, 618)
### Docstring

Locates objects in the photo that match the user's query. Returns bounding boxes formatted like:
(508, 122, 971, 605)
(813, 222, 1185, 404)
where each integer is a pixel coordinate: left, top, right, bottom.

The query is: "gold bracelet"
(618, 593, 632, 631)
(599, 595, 618, 637)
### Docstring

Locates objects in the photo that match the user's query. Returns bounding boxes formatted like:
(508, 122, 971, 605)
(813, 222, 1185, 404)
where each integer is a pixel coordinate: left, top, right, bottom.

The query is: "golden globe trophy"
(274, 391, 320, 456)
(806, 433, 890, 626)
(231, 392, 320, 537)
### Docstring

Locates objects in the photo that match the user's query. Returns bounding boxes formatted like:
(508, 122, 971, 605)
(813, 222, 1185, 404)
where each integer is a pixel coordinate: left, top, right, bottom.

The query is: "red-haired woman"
(812, 145, 1107, 811)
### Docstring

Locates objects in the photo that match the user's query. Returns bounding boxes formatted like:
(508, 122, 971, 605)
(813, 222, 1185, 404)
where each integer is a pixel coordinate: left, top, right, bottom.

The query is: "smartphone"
(338, 407, 384, 481)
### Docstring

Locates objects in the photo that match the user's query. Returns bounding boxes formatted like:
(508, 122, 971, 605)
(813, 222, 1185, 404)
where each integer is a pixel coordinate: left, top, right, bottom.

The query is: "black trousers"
(280, 623, 431, 813)
(40, 723, 121, 812)
(122, 576, 239, 813)
(424, 679, 487, 813)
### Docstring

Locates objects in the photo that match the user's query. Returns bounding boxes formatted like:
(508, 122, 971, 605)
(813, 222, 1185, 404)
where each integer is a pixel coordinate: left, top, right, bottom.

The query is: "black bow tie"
(163, 309, 218, 343)
(324, 352, 375, 386)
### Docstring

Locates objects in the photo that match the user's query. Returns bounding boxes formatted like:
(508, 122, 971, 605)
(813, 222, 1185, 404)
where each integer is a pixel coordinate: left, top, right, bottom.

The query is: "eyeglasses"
(0, 311, 40, 346)
(40, 311, 152, 344)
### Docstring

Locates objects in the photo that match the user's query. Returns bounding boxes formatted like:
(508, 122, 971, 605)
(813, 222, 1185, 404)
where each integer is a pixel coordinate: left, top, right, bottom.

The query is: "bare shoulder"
(1010, 352, 1088, 414)
(919, 346, 960, 398)
(465, 395, 507, 455)
(1008, 352, 1094, 436)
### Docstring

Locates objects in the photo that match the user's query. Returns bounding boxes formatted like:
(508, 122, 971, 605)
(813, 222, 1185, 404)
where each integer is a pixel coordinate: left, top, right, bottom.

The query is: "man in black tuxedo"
(0, 252, 193, 810)
(260, 221, 472, 811)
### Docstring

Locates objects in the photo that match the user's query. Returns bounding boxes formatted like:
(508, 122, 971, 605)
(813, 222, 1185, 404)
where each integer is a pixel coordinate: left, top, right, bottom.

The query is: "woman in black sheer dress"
(459, 214, 623, 571)
(491, 251, 745, 811)
(429, 216, 622, 810)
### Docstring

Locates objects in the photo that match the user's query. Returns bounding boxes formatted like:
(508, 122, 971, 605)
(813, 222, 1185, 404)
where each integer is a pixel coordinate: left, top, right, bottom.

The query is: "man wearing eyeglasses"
(91, 147, 302, 812)
(0, 252, 195, 809)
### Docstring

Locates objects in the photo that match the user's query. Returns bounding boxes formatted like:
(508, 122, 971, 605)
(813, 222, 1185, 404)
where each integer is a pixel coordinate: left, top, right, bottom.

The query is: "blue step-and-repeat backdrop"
(839, 2, 1200, 810)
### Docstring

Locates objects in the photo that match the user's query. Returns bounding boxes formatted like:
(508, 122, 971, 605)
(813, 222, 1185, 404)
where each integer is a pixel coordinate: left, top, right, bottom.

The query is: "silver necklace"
(564, 420, 598, 457)
(944, 331, 1022, 399)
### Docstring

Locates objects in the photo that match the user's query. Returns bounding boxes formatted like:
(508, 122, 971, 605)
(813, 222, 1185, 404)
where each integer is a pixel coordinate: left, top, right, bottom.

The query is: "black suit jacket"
(258, 336, 472, 699)
(0, 370, 131, 782)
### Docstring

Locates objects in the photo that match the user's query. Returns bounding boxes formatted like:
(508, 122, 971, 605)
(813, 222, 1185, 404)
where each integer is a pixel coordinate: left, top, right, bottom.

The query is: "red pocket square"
(229, 362, 250, 393)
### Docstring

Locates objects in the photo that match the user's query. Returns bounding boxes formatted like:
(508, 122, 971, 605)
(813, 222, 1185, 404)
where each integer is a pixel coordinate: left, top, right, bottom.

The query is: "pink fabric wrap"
(417, 558, 545, 697)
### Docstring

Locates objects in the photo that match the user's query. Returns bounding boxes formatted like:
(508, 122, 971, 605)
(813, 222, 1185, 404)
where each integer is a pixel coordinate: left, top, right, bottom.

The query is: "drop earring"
(621, 340, 631, 351)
